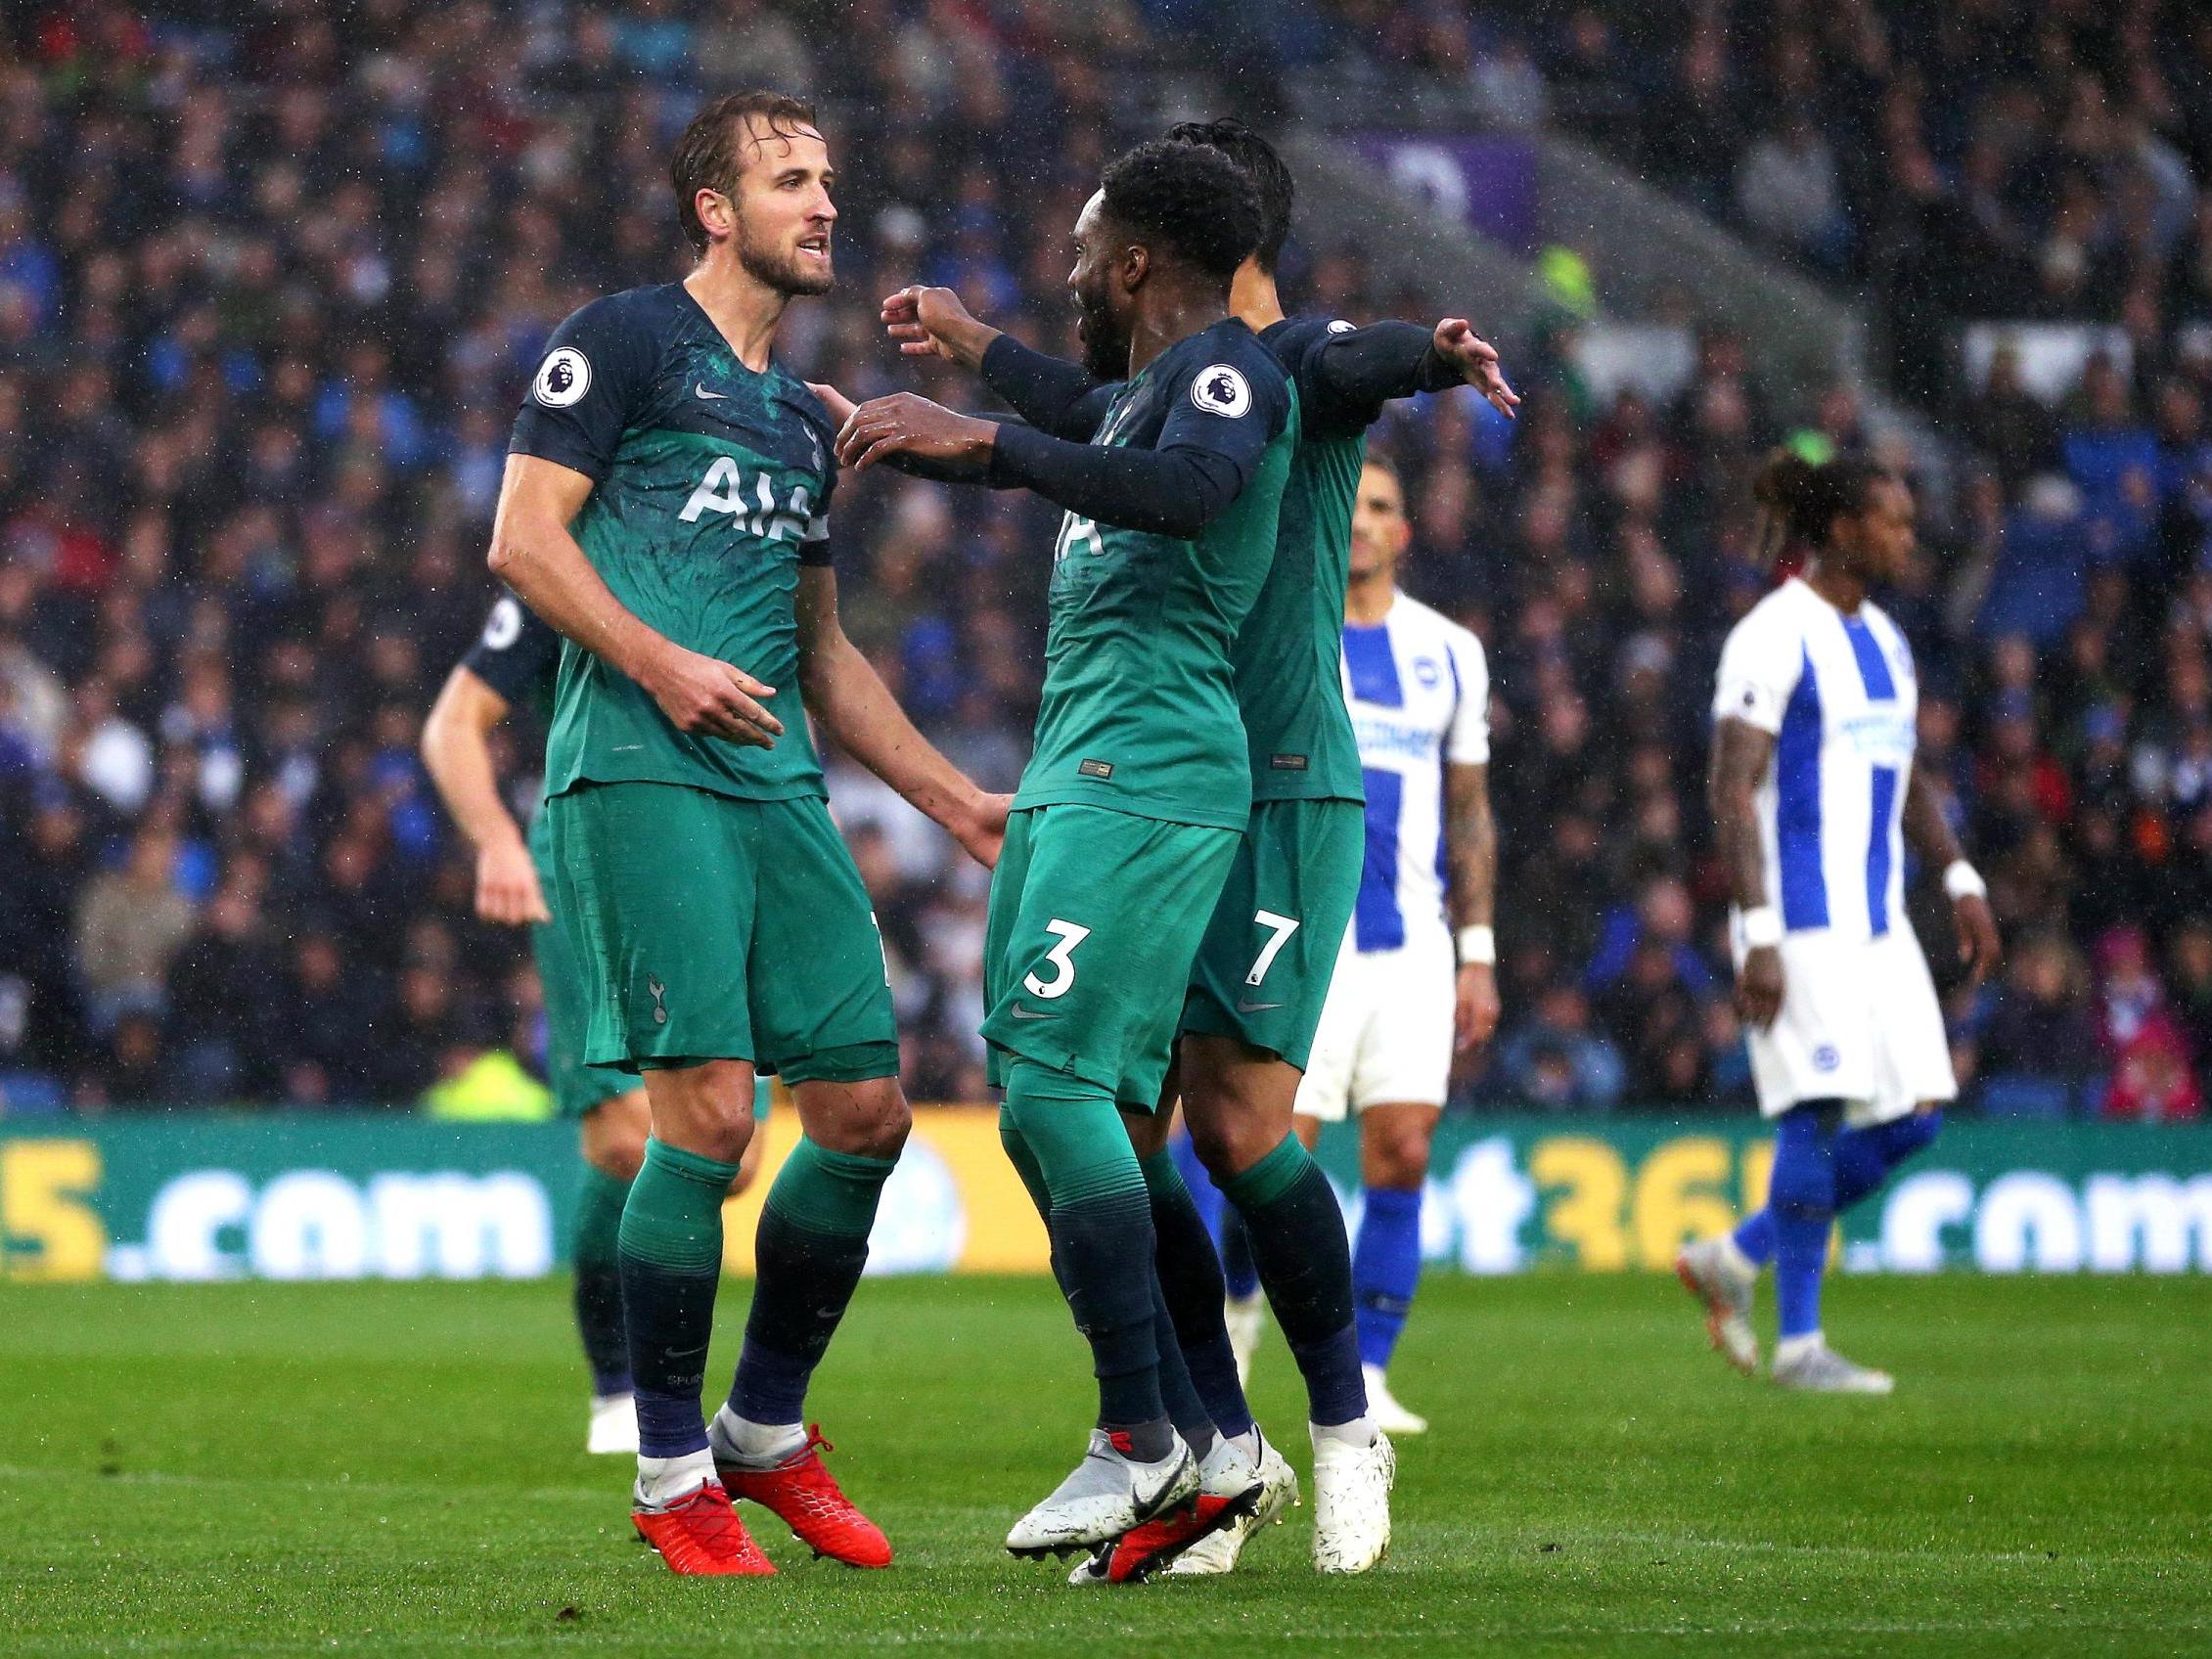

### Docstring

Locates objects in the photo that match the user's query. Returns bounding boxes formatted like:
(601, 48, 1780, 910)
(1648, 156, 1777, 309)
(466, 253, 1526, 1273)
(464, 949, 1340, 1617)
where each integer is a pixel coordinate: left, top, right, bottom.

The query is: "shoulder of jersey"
(1258, 315, 1336, 369)
(1179, 327, 1283, 421)
(1388, 591, 1476, 651)
(1730, 576, 1809, 640)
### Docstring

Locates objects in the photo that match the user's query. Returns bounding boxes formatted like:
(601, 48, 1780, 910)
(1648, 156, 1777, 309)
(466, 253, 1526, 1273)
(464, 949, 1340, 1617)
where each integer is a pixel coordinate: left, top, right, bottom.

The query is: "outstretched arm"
(421, 666, 549, 926)
(1710, 715, 1784, 1029)
(1904, 767, 2001, 989)
(1308, 318, 1519, 429)
(835, 396, 1264, 539)
(794, 566, 1009, 869)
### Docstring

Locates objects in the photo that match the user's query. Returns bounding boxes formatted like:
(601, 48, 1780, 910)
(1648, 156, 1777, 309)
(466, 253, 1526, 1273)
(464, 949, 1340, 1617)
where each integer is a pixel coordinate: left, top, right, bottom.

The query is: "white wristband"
(1943, 861, 1987, 901)
(1739, 907, 1783, 950)
(1456, 925, 1496, 965)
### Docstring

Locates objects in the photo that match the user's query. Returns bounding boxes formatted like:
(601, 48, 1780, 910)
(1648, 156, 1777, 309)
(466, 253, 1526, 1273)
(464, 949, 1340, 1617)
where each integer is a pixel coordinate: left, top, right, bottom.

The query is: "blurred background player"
(876, 115, 1518, 1577)
(1221, 454, 1501, 1439)
(489, 91, 1004, 1576)
(835, 139, 1295, 1570)
(1678, 450, 2000, 1393)
(422, 592, 769, 1457)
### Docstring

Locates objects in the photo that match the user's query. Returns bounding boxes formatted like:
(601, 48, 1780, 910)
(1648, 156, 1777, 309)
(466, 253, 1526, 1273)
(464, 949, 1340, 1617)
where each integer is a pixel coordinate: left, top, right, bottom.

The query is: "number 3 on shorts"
(1246, 909, 1299, 987)
(1023, 919, 1092, 1000)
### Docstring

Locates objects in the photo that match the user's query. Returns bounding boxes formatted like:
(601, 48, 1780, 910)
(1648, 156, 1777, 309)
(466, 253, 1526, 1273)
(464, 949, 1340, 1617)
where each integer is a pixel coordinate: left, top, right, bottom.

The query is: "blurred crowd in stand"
(0, 3, 2204, 1123)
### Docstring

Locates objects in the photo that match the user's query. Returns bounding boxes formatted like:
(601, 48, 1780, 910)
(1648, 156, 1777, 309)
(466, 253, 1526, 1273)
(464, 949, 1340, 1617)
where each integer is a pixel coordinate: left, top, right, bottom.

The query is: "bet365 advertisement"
(2, 1110, 2207, 1282)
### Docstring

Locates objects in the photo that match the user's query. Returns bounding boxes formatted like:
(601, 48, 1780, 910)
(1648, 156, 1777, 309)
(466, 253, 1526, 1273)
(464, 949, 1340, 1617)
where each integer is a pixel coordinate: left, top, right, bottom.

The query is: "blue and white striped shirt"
(1714, 577, 1919, 942)
(1340, 592, 1490, 955)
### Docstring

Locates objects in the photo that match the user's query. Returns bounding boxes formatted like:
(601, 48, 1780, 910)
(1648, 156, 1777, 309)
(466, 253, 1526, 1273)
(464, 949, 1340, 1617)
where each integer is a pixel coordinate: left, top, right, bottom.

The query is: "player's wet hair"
(1361, 450, 1402, 486)
(672, 90, 822, 255)
(1097, 139, 1264, 290)
(1167, 117, 1293, 274)
(1751, 447, 1890, 560)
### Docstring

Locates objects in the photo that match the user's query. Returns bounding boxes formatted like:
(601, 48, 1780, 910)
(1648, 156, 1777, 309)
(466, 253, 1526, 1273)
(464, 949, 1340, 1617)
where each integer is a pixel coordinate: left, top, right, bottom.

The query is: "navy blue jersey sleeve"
(459, 592, 562, 706)
(508, 294, 659, 482)
(1282, 318, 1460, 438)
(986, 334, 1289, 539)
(978, 335, 1120, 440)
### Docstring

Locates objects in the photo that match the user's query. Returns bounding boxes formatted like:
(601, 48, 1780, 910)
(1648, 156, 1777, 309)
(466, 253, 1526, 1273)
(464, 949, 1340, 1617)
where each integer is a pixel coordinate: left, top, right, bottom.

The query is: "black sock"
(1050, 1189, 1168, 1441)
(1002, 1067, 1168, 1451)
(1225, 1136, 1367, 1426)
(572, 1165, 632, 1397)
(727, 1139, 895, 1426)
(1140, 1149, 1256, 1440)
(1151, 1273, 1218, 1460)
(618, 1139, 740, 1457)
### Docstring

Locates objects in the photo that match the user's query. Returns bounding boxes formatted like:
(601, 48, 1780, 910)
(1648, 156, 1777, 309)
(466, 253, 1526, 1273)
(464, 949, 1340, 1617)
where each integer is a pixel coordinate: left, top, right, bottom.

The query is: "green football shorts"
(981, 803, 1241, 1110)
(527, 812, 633, 1118)
(544, 782, 897, 1084)
(1180, 796, 1364, 1072)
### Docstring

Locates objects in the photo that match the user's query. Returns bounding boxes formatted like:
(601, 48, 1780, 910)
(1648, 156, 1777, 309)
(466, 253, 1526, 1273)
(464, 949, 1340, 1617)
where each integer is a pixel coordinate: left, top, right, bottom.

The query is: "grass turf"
(0, 1273, 2206, 1657)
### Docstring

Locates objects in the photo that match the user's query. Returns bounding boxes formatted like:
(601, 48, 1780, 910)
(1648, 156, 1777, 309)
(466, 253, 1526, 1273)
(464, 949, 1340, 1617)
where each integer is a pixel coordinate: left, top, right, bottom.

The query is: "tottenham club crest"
(533, 346, 592, 408)
(1190, 363, 1251, 418)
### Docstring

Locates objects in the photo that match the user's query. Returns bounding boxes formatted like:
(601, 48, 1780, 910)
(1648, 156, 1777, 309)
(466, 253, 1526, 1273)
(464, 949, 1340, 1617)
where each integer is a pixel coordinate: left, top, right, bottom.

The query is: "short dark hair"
(671, 91, 821, 255)
(1167, 117, 1293, 274)
(1097, 139, 1263, 289)
(1751, 446, 1890, 556)
(1360, 450, 1401, 485)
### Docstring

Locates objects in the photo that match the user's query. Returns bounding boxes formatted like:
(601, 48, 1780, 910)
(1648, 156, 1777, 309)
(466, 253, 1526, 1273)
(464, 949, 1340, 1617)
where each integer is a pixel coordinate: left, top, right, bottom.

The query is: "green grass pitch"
(1, 1273, 2206, 1656)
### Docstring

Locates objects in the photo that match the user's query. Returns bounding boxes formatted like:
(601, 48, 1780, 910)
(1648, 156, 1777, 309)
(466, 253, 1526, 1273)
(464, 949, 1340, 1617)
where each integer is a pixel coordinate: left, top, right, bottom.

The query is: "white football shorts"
(1294, 924, 1457, 1120)
(1742, 925, 1956, 1127)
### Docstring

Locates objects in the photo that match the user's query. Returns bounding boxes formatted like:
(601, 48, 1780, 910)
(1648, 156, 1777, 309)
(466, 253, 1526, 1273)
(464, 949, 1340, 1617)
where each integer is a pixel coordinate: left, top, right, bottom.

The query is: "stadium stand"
(0, 1, 2206, 1123)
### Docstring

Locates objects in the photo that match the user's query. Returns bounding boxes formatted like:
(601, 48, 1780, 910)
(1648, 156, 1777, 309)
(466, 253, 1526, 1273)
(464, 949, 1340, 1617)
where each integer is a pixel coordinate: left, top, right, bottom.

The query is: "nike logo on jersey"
(1010, 1004, 1059, 1020)
(1237, 1000, 1285, 1012)
(694, 381, 729, 400)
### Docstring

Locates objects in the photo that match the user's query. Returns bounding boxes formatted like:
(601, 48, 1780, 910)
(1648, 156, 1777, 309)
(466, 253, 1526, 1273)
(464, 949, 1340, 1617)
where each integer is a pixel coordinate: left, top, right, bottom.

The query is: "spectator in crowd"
(70, 824, 195, 1034)
(4, 1, 2212, 1122)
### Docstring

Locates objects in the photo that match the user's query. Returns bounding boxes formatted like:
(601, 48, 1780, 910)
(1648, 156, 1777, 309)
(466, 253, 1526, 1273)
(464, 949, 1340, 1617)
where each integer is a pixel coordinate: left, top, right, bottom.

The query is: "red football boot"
(717, 1425, 893, 1568)
(631, 1482, 778, 1576)
(1067, 1485, 1263, 1586)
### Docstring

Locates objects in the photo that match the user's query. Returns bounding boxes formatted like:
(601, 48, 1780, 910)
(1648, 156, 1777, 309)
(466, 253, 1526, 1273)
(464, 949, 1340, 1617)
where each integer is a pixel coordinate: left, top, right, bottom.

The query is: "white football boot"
(586, 1391, 639, 1456)
(1676, 1235, 1759, 1376)
(1362, 1365, 1428, 1436)
(1160, 1428, 1300, 1576)
(1006, 1429, 1198, 1558)
(1772, 1336, 1894, 1395)
(1310, 1425, 1394, 1573)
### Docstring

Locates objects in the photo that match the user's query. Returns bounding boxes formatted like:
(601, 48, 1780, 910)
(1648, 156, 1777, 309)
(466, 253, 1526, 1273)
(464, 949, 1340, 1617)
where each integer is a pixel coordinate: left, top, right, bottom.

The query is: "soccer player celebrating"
(1678, 449, 1999, 1393)
(421, 593, 771, 1457)
(486, 92, 1005, 1576)
(1278, 452, 1501, 1440)
(834, 140, 1299, 1565)
(873, 118, 1515, 1576)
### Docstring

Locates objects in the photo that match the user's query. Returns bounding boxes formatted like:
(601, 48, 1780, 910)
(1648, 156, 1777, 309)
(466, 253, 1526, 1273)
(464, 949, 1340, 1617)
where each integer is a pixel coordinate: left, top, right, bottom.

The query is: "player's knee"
(1367, 1126, 1431, 1189)
(1188, 1112, 1278, 1184)
(804, 1077, 911, 1160)
(646, 1064, 758, 1164)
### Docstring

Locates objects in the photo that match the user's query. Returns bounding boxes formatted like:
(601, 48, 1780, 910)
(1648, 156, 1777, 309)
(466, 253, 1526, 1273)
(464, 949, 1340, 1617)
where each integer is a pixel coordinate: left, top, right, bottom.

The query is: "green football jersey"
(509, 283, 839, 804)
(1013, 319, 1298, 831)
(1237, 314, 1377, 804)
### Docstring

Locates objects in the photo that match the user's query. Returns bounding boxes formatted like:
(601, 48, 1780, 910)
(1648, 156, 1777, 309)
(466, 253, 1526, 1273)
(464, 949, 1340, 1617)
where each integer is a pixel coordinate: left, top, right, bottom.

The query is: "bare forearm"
(1903, 768, 1966, 869)
(805, 639, 982, 830)
(487, 517, 665, 690)
(1710, 720, 1776, 911)
(422, 685, 522, 855)
(1444, 765, 1496, 929)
